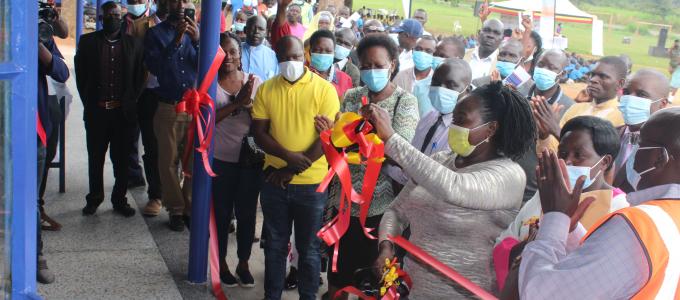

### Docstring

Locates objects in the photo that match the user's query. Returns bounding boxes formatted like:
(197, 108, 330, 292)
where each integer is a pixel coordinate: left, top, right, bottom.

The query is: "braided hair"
(471, 81, 537, 161)
(220, 31, 243, 70)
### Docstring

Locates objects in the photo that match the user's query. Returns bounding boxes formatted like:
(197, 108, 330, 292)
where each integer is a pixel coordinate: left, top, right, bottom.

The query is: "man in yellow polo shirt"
(535, 56, 627, 152)
(252, 35, 339, 300)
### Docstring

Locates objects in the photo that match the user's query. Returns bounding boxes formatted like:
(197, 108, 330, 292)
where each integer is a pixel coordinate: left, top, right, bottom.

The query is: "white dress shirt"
(519, 184, 680, 300)
(468, 47, 498, 80)
(398, 49, 414, 73)
(390, 110, 452, 184)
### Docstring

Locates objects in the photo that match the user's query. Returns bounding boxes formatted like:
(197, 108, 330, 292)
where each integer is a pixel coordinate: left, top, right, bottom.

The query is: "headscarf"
(302, 11, 335, 41)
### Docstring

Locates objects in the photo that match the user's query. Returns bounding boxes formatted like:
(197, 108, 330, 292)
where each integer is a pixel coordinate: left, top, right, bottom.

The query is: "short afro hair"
(597, 56, 628, 81)
(356, 34, 399, 63)
(560, 116, 620, 169)
(309, 29, 336, 49)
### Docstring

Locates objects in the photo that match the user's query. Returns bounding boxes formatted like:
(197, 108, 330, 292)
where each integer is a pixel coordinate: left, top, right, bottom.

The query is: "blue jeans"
(261, 182, 326, 300)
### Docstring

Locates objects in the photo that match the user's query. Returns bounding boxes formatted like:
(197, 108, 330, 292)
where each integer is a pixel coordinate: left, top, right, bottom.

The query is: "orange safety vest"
(583, 200, 680, 299)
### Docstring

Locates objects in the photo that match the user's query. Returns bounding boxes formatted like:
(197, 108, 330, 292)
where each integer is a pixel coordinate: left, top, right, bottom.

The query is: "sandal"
(40, 213, 62, 231)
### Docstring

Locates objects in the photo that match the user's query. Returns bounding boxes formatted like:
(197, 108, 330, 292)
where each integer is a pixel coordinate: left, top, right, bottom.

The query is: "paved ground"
(37, 39, 329, 300)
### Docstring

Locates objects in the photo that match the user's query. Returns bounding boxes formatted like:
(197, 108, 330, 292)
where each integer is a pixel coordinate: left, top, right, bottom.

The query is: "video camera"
(39, 1, 57, 43)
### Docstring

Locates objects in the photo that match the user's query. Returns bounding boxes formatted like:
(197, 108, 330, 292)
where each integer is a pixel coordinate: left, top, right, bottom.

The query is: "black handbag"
(238, 135, 265, 168)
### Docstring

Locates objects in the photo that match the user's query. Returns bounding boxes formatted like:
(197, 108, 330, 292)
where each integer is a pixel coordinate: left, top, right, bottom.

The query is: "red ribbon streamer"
(37, 112, 47, 146)
(176, 47, 226, 178)
(208, 199, 228, 300)
(389, 235, 498, 300)
(316, 113, 384, 272)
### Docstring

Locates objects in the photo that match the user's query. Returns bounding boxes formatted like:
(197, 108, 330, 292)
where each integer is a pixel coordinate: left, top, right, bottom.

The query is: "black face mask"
(103, 17, 122, 34)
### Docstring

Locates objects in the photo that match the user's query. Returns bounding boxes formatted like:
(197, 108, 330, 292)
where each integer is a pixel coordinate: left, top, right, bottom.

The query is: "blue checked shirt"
(144, 21, 199, 102)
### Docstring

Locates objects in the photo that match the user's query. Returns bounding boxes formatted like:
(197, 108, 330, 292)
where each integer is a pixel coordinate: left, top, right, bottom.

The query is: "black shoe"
(220, 270, 238, 288)
(82, 203, 99, 216)
(182, 215, 191, 230)
(284, 267, 298, 290)
(127, 177, 146, 189)
(37, 256, 55, 284)
(236, 267, 255, 288)
(168, 215, 185, 232)
(113, 203, 136, 218)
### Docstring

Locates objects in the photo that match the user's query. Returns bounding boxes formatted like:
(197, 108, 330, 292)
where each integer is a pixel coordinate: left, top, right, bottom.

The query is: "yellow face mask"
(447, 122, 490, 157)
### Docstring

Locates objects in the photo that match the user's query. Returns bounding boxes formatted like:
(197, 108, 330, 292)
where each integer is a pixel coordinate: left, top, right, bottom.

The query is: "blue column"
(188, 0, 221, 284)
(76, 0, 84, 44)
(96, 0, 102, 30)
(9, 0, 40, 299)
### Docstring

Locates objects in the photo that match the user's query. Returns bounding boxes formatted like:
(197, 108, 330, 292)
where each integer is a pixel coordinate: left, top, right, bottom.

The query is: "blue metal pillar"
(8, 0, 40, 299)
(96, 0, 103, 30)
(76, 0, 84, 44)
(187, 0, 222, 284)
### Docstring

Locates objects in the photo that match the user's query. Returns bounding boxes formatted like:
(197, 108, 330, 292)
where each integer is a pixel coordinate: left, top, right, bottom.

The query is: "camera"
(39, 1, 57, 43)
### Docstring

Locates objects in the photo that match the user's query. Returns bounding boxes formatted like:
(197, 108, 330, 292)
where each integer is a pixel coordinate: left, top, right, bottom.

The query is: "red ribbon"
(176, 47, 226, 178)
(37, 112, 47, 146)
(389, 235, 498, 300)
(208, 198, 228, 300)
(316, 109, 385, 272)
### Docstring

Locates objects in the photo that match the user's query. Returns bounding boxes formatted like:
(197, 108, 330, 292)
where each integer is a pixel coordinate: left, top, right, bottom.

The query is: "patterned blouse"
(327, 85, 419, 217)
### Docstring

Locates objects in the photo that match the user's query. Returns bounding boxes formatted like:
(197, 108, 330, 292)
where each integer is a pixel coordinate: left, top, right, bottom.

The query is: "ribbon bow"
(176, 47, 226, 178)
(317, 96, 386, 273)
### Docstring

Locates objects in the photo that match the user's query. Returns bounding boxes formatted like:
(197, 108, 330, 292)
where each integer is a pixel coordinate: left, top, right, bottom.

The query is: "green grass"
(353, 0, 675, 73)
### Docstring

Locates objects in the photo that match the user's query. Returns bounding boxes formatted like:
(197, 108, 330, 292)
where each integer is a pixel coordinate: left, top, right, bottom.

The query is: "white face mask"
(279, 61, 305, 82)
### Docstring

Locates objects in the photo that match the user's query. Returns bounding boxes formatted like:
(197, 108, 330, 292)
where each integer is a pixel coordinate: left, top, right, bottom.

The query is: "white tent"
(490, 0, 594, 23)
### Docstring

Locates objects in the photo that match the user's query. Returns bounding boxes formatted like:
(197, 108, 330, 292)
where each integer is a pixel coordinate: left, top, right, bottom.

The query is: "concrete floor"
(37, 39, 329, 300)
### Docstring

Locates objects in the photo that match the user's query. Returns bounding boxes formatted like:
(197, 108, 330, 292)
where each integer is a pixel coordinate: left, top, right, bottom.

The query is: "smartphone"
(518, 11, 531, 31)
(184, 8, 195, 21)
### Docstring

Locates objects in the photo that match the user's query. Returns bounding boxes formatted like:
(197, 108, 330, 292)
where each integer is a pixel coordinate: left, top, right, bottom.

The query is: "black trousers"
(85, 108, 136, 206)
(212, 159, 262, 262)
(39, 95, 62, 206)
(128, 89, 161, 199)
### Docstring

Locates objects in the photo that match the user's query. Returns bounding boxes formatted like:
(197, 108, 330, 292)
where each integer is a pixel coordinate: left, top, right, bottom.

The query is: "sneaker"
(82, 203, 99, 216)
(168, 215, 185, 232)
(113, 203, 136, 218)
(37, 256, 55, 284)
(236, 267, 255, 288)
(220, 270, 238, 288)
(142, 199, 162, 217)
(284, 267, 298, 290)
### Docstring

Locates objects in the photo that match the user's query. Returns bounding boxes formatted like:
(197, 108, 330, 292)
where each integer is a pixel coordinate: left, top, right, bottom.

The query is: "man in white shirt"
(413, 8, 431, 36)
(391, 58, 472, 185)
(390, 18, 423, 72)
(464, 19, 503, 80)
(519, 107, 680, 299)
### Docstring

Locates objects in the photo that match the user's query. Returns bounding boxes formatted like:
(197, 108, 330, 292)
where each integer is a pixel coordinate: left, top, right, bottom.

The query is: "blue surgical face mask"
(618, 95, 660, 126)
(565, 156, 604, 190)
(127, 4, 147, 17)
(233, 22, 246, 32)
(626, 146, 667, 191)
(412, 50, 433, 71)
(431, 56, 444, 70)
(496, 61, 516, 78)
(244, 0, 253, 6)
(334, 45, 351, 60)
(310, 53, 334, 72)
(149, 2, 157, 15)
(429, 86, 463, 114)
(361, 68, 390, 92)
(533, 67, 559, 91)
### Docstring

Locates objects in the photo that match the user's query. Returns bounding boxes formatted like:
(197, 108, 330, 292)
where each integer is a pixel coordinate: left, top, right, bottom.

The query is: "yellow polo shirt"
(537, 98, 624, 153)
(252, 68, 340, 184)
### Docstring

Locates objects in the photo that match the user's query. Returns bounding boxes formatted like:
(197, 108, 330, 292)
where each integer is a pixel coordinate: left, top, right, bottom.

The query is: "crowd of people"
(35, 0, 680, 299)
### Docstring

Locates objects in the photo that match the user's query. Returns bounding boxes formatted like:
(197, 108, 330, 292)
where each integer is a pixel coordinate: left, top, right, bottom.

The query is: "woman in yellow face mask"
(361, 81, 537, 299)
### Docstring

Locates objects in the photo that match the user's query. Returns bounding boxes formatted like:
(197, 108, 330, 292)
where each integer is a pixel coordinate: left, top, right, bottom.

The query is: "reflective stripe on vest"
(583, 200, 680, 299)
